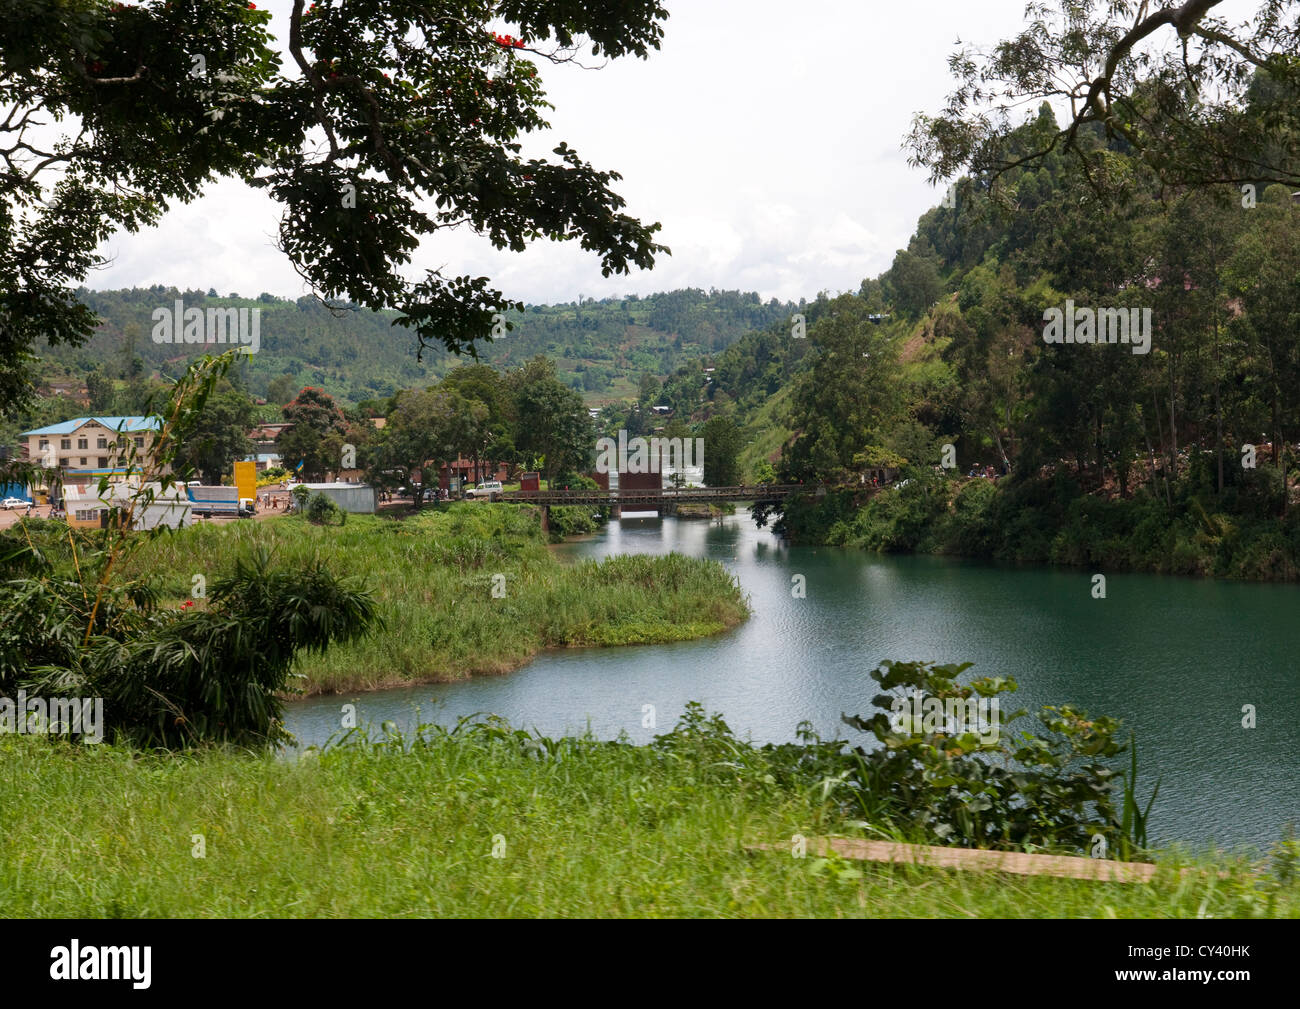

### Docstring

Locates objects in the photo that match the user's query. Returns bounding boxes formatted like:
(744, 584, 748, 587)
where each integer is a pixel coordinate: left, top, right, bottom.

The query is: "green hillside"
(37, 287, 797, 408)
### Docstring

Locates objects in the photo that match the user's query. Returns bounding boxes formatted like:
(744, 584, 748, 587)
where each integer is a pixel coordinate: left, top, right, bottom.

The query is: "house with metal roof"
(19, 416, 166, 481)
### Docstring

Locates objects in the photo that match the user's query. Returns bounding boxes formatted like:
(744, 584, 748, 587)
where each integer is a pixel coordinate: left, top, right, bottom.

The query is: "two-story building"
(20, 417, 165, 492)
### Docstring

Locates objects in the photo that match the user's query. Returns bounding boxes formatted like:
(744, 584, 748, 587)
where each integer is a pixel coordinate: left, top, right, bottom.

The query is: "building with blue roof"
(19, 417, 167, 494)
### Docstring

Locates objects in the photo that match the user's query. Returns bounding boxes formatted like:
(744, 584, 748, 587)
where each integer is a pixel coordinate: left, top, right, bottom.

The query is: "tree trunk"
(1211, 237, 1224, 496)
(1095, 413, 1105, 492)
(1214, 356, 1224, 496)
(1166, 307, 1178, 481)
(993, 430, 1010, 475)
(1148, 391, 1172, 508)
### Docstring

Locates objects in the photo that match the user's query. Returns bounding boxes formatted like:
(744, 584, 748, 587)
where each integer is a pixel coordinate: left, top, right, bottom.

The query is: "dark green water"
(285, 511, 1300, 849)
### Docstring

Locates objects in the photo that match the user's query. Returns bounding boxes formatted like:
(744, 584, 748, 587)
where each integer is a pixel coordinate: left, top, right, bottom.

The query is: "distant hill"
(39, 287, 799, 406)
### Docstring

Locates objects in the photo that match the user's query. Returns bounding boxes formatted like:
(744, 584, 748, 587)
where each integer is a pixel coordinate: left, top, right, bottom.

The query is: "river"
(284, 510, 1299, 849)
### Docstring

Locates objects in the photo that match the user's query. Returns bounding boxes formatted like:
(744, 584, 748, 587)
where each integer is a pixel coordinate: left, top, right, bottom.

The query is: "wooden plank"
(747, 837, 1161, 883)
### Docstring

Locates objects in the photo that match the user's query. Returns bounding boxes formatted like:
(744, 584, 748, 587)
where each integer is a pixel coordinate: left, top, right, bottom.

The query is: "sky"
(81, 0, 1256, 307)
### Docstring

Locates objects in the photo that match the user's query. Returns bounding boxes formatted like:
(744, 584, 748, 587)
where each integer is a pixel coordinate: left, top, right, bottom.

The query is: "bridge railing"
(497, 484, 810, 504)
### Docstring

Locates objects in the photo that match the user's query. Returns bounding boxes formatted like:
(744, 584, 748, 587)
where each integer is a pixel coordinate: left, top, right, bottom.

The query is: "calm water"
(285, 511, 1300, 848)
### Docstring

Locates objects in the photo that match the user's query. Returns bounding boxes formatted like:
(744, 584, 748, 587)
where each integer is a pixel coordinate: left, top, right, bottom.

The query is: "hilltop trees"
(267, 374, 298, 406)
(700, 412, 743, 487)
(441, 363, 517, 473)
(85, 368, 115, 414)
(375, 385, 486, 507)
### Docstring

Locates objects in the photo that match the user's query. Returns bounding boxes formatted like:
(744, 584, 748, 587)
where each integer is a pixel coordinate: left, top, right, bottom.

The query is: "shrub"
(547, 505, 599, 537)
(4, 543, 379, 748)
(829, 660, 1145, 856)
(306, 491, 345, 525)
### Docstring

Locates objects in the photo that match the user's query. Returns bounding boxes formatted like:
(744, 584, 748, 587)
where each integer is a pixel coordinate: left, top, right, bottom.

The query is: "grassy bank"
(119, 504, 748, 694)
(781, 470, 1300, 582)
(1, 728, 1293, 918)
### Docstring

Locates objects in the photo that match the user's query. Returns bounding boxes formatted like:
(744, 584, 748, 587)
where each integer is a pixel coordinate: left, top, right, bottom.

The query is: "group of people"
(968, 465, 1001, 480)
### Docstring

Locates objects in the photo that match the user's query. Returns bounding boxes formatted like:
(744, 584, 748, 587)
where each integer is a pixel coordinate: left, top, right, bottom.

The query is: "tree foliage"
(907, 0, 1300, 199)
(0, 0, 671, 417)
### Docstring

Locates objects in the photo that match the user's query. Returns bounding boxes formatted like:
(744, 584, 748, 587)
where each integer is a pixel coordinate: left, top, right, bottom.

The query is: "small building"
(107, 483, 193, 530)
(248, 422, 291, 463)
(300, 482, 377, 514)
(242, 452, 282, 473)
(62, 481, 192, 529)
(43, 380, 90, 405)
(63, 484, 108, 529)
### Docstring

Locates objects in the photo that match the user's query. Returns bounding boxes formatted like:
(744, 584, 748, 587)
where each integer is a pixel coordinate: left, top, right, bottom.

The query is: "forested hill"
(658, 99, 1300, 516)
(43, 287, 798, 406)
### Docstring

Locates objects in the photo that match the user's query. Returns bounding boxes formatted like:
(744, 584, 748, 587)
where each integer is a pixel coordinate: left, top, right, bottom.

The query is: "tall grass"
(118, 504, 748, 694)
(0, 730, 1292, 918)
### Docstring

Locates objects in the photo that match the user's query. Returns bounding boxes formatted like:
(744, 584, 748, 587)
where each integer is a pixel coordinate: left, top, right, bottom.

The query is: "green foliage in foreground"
(1, 717, 1294, 919)
(831, 660, 1144, 858)
(0, 353, 380, 747)
(119, 504, 748, 694)
(0, 539, 377, 748)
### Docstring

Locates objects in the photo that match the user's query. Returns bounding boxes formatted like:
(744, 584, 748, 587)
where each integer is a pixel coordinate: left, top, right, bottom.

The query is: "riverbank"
(121, 504, 749, 696)
(777, 472, 1300, 582)
(3, 729, 1291, 918)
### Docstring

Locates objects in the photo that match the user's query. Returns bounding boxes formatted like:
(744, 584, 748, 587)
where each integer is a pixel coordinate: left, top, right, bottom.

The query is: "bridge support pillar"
(538, 505, 549, 533)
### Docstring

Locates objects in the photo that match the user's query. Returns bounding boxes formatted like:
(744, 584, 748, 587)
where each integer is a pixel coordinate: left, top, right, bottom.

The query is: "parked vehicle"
(187, 485, 255, 518)
(464, 480, 504, 501)
(1, 496, 28, 510)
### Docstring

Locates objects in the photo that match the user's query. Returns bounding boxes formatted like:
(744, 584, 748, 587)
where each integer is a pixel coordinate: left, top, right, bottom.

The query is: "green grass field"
(2, 729, 1293, 918)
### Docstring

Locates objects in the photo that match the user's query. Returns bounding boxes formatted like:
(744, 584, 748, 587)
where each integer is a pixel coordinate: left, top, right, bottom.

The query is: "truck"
(186, 485, 256, 518)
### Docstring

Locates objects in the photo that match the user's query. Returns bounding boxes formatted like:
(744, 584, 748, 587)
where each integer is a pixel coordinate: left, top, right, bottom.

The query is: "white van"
(464, 480, 503, 501)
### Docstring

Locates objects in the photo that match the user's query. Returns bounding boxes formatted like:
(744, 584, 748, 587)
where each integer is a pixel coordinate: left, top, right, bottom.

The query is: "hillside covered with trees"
(29, 287, 795, 410)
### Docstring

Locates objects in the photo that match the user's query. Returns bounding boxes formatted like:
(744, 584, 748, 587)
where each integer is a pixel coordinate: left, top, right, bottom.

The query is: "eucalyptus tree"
(780, 295, 906, 484)
(1225, 186, 1300, 514)
(508, 354, 591, 484)
(908, 0, 1300, 197)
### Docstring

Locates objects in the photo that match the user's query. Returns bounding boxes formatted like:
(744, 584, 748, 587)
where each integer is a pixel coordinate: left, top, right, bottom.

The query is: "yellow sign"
(234, 460, 257, 503)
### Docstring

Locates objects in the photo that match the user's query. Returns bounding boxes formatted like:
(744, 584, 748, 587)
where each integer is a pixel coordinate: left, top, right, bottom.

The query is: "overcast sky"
(83, 0, 1255, 306)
